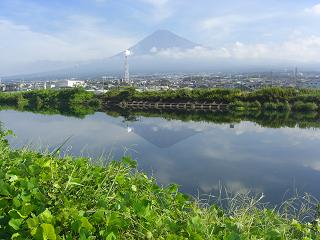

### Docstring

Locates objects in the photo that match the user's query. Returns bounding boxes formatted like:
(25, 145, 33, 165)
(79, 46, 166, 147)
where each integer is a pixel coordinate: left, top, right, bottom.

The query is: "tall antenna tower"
(102, 76, 107, 91)
(124, 49, 131, 84)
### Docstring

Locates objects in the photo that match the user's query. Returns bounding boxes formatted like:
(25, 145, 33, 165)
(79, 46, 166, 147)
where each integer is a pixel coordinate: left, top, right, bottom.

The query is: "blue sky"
(1, 0, 320, 75)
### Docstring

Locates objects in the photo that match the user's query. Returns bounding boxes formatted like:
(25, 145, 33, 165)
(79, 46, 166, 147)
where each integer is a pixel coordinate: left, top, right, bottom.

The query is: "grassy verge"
(0, 131, 320, 239)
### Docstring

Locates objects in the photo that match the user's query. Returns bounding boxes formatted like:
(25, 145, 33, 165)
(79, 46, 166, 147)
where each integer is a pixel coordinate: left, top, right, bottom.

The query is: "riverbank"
(2, 100, 320, 129)
(2, 87, 320, 115)
(0, 130, 319, 239)
(104, 87, 320, 113)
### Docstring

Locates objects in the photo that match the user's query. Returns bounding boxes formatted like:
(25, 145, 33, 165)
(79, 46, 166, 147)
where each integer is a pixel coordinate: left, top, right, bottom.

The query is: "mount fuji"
(114, 29, 200, 57)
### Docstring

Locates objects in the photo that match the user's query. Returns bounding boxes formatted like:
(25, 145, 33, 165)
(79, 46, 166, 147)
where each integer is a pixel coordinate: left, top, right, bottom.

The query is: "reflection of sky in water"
(1, 110, 320, 204)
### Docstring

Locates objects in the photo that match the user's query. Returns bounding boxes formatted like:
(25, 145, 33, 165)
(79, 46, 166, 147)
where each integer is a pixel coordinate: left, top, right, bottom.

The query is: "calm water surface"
(1, 110, 320, 204)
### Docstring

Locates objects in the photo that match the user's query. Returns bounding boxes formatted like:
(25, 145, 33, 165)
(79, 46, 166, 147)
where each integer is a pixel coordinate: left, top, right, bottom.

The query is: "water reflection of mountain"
(129, 123, 201, 148)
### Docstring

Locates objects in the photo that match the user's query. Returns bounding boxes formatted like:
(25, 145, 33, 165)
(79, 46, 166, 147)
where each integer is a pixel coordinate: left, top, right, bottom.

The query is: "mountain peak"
(150, 29, 177, 36)
(127, 30, 199, 56)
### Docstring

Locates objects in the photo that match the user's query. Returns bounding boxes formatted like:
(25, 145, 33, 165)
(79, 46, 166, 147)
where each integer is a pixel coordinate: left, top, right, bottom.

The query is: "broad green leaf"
(11, 233, 20, 239)
(26, 216, 39, 229)
(39, 209, 53, 224)
(81, 217, 93, 231)
(41, 223, 56, 240)
(0, 180, 11, 196)
(9, 218, 23, 231)
(9, 209, 28, 219)
(106, 232, 117, 240)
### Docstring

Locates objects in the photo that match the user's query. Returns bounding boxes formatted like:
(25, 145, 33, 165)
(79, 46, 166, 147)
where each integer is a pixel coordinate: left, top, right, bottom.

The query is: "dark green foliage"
(2, 87, 320, 116)
(229, 101, 247, 111)
(35, 96, 43, 110)
(262, 102, 291, 111)
(229, 101, 262, 111)
(292, 101, 318, 112)
(0, 132, 319, 239)
(0, 88, 96, 118)
(105, 107, 320, 129)
(245, 87, 299, 102)
(104, 87, 242, 103)
(0, 88, 94, 110)
(0, 93, 29, 108)
(87, 98, 102, 109)
(15, 94, 28, 109)
(0, 93, 20, 105)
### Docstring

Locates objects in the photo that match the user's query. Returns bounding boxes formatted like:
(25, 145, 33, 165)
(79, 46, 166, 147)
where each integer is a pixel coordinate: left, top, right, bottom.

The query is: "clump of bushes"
(229, 101, 247, 111)
(15, 94, 28, 109)
(229, 100, 261, 111)
(292, 101, 318, 112)
(87, 98, 102, 108)
(0, 131, 319, 239)
(248, 100, 262, 110)
(263, 101, 291, 111)
(0, 88, 98, 118)
(245, 87, 299, 102)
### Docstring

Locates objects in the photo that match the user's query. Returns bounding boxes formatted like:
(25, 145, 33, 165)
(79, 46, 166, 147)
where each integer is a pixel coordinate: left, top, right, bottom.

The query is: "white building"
(56, 79, 85, 88)
(0, 84, 5, 92)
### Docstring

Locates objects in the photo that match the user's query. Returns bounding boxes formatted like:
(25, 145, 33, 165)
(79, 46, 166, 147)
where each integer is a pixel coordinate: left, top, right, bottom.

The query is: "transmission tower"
(124, 50, 131, 84)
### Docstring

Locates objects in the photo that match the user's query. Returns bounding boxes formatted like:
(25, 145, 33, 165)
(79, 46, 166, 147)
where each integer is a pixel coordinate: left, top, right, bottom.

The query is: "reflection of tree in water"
(105, 107, 320, 129)
(2, 103, 320, 129)
(0, 104, 96, 119)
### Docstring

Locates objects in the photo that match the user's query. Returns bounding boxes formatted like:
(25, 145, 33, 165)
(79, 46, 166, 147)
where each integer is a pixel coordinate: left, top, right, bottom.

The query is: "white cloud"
(138, 0, 172, 22)
(0, 17, 136, 75)
(141, 0, 169, 7)
(200, 15, 248, 31)
(150, 35, 320, 63)
(198, 13, 282, 43)
(305, 3, 320, 15)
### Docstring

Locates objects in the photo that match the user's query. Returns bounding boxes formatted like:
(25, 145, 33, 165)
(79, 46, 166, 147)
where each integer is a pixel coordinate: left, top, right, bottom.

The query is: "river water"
(1, 109, 320, 205)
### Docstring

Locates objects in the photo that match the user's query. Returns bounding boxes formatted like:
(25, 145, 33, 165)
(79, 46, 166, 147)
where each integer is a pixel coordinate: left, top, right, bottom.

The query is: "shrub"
(229, 101, 246, 111)
(15, 94, 28, 109)
(263, 102, 278, 111)
(278, 101, 291, 111)
(292, 101, 318, 112)
(88, 98, 102, 108)
(248, 100, 262, 110)
(263, 102, 291, 111)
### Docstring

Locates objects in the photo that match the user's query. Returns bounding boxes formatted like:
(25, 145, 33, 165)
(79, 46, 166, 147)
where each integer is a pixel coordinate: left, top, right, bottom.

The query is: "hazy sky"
(1, 0, 320, 75)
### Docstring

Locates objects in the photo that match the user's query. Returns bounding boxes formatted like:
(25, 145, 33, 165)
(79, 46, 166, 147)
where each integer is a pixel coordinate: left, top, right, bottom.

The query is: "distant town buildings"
(1, 69, 320, 93)
(0, 78, 85, 93)
(55, 79, 85, 88)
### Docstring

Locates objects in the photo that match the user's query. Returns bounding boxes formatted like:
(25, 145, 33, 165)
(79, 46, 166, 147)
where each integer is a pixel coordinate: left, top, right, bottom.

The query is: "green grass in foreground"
(0, 132, 320, 239)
